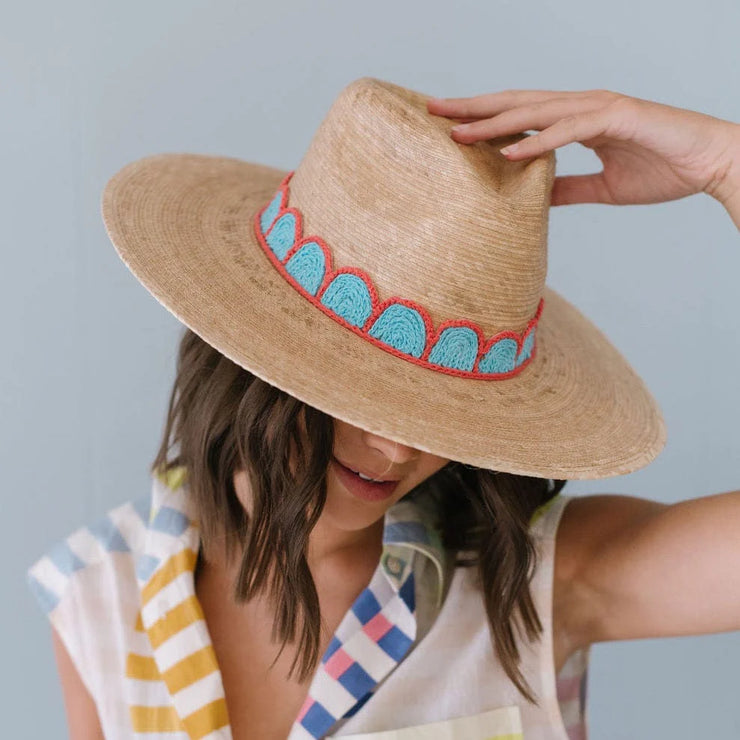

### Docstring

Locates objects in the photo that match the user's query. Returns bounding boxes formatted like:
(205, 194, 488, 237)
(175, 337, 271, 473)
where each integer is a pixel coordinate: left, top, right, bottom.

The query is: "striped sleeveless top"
(26, 467, 589, 739)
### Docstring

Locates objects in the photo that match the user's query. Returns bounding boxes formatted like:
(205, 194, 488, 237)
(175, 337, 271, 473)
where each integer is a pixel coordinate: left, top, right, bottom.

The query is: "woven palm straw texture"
(101, 77, 666, 479)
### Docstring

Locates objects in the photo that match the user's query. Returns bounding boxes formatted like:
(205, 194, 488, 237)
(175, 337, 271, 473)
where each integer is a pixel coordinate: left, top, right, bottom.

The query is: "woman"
(27, 79, 740, 739)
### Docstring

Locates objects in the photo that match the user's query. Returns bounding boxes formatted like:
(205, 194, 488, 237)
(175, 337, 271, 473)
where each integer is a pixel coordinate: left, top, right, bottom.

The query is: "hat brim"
(102, 153, 666, 480)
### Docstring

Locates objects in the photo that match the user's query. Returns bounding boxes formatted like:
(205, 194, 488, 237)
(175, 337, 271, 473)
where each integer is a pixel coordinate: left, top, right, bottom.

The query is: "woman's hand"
(427, 89, 740, 228)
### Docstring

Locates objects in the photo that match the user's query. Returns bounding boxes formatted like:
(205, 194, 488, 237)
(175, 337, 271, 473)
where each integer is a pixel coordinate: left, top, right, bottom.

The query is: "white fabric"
(27, 475, 589, 739)
(333, 493, 591, 739)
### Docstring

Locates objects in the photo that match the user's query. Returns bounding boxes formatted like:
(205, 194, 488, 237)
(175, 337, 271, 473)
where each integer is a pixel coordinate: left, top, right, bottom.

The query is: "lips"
(332, 456, 401, 482)
(331, 457, 401, 502)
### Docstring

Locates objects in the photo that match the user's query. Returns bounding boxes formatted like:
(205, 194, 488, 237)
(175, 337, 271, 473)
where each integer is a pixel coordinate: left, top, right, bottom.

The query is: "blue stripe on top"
(47, 540, 86, 577)
(383, 520, 431, 546)
(351, 589, 382, 624)
(88, 516, 130, 553)
(149, 506, 190, 537)
(26, 574, 60, 614)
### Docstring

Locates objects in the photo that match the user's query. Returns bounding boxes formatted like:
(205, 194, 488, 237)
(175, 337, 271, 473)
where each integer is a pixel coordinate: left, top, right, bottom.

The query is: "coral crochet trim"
(253, 171, 543, 380)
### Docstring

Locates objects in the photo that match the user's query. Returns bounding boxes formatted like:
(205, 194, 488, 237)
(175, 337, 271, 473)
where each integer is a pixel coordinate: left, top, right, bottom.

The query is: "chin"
(320, 472, 399, 532)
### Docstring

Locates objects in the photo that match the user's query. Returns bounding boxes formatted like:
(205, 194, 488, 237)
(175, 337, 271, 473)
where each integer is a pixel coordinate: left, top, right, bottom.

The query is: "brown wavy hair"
(151, 327, 567, 704)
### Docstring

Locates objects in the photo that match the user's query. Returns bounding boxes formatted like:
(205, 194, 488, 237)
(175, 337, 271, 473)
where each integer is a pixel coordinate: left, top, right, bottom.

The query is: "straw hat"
(101, 76, 666, 480)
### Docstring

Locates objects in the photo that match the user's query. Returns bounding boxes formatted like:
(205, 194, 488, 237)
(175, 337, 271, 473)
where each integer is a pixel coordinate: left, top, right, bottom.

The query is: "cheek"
(421, 457, 450, 480)
(431, 457, 447, 471)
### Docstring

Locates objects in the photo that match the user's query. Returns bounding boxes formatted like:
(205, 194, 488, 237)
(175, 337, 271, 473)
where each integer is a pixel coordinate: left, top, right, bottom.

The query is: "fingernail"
(500, 143, 519, 156)
(451, 123, 468, 132)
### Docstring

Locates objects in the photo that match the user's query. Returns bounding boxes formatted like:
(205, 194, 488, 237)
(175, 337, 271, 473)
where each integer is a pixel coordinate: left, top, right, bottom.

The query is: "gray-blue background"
(4, 0, 739, 736)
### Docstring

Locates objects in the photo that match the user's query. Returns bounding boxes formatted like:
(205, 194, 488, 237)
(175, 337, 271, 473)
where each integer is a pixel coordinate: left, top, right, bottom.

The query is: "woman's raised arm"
(554, 491, 740, 648)
(429, 87, 740, 645)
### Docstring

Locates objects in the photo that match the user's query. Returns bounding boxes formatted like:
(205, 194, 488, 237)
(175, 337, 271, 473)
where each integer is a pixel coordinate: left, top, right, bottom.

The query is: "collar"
(134, 465, 447, 739)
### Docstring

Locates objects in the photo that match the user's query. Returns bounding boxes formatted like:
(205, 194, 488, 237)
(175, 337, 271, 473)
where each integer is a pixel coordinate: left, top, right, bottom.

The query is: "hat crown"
(286, 77, 556, 337)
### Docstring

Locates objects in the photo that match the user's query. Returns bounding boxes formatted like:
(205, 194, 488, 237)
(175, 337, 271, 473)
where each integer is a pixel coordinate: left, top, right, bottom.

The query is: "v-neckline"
(135, 470, 445, 739)
(192, 544, 389, 738)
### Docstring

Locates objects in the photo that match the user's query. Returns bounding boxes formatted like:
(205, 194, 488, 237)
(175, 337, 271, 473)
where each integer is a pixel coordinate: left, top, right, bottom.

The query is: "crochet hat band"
(254, 171, 543, 380)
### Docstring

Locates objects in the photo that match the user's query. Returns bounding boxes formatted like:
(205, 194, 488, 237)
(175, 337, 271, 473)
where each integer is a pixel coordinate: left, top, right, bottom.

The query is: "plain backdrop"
(3, 0, 739, 737)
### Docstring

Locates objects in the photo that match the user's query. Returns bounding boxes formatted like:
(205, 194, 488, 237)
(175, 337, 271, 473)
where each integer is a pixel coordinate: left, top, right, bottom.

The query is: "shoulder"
(553, 493, 667, 581)
(26, 492, 151, 616)
(25, 490, 154, 711)
(552, 492, 667, 653)
(25, 465, 192, 614)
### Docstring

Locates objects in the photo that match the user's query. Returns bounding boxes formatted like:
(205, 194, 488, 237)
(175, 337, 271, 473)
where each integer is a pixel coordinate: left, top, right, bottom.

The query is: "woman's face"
(232, 413, 451, 537)
(324, 417, 450, 533)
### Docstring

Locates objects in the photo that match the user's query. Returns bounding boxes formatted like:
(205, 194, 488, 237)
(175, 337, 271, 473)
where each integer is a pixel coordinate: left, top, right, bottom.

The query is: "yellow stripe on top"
(126, 642, 224, 736)
(163, 645, 220, 695)
(126, 652, 160, 681)
(141, 548, 198, 606)
(155, 464, 189, 492)
(529, 493, 561, 528)
(147, 594, 204, 649)
(181, 698, 230, 739)
(129, 704, 185, 733)
(127, 647, 221, 693)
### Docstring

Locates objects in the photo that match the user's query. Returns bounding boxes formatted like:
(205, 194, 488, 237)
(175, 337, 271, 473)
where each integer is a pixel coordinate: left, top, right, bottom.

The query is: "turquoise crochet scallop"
(266, 213, 297, 261)
(427, 326, 479, 371)
(260, 191, 283, 234)
(479, 337, 518, 374)
(285, 241, 326, 296)
(320, 274, 373, 328)
(517, 329, 536, 365)
(368, 304, 426, 358)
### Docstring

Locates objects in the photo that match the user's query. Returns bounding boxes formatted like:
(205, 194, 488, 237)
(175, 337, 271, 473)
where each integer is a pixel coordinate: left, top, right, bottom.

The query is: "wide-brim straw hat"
(101, 76, 666, 480)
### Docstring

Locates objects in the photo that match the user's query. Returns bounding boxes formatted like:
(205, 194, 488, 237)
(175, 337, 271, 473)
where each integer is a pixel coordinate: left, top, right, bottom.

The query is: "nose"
(361, 430, 421, 466)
